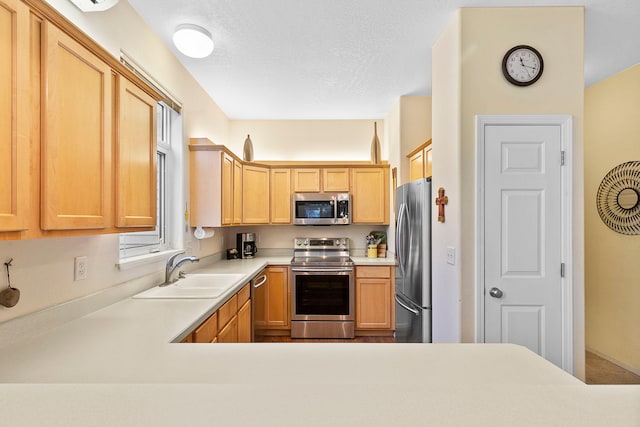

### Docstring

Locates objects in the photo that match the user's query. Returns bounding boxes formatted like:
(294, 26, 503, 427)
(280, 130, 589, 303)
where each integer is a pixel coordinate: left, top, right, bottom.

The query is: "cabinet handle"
(253, 275, 267, 288)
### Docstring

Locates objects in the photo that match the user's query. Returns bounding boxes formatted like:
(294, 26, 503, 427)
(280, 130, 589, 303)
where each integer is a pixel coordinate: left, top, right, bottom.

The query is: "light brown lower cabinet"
(237, 300, 252, 343)
(355, 266, 395, 336)
(183, 283, 250, 343)
(192, 312, 218, 343)
(217, 315, 238, 343)
(254, 266, 290, 337)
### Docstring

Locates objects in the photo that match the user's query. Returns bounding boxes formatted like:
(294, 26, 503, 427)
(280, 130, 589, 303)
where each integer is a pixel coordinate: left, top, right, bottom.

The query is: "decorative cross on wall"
(435, 187, 448, 223)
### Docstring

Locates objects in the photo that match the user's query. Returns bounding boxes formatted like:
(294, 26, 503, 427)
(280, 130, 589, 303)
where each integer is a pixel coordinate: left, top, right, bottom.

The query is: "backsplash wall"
(224, 225, 391, 257)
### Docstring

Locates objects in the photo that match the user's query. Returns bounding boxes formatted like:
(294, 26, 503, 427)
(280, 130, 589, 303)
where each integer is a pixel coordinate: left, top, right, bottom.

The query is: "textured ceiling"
(127, 0, 640, 119)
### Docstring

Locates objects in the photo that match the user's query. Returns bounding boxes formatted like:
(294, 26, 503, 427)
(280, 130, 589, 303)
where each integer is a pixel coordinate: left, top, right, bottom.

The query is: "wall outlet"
(446, 247, 456, 265)
(74, 256, 88, 281)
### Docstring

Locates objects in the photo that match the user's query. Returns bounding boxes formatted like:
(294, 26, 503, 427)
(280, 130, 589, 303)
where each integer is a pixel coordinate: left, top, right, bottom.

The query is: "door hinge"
(561, 151, 566, 166)
(561, 263, 566, 278)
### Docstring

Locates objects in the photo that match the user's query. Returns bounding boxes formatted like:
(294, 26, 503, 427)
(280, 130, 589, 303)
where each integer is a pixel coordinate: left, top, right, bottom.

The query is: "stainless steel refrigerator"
(395, 178, 431, 343)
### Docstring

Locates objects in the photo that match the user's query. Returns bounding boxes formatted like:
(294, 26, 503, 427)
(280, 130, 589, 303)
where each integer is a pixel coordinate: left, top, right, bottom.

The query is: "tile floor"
(585, 351, 640, 385)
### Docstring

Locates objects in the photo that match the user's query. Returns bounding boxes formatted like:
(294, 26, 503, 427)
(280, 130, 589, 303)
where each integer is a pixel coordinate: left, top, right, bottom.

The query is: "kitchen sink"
(133, 273, 245, 299)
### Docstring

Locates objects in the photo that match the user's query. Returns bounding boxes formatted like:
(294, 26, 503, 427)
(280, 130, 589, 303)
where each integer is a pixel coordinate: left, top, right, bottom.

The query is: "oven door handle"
(291, 267, 354, 273)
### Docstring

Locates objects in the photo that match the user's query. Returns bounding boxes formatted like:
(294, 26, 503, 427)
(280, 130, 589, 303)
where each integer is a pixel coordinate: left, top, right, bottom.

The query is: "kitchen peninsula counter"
(0, 255, 637, 426)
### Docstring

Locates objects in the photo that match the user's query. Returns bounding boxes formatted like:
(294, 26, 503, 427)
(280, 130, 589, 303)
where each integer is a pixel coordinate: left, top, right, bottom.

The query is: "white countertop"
(0, 255, 638, 426)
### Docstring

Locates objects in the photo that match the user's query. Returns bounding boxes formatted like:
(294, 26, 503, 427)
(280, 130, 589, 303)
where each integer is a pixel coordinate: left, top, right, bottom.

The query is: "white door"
(483, 124, 564, 368)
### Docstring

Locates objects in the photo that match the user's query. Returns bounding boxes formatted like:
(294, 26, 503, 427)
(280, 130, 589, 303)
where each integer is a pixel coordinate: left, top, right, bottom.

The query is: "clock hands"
(518, 57, 538, 77)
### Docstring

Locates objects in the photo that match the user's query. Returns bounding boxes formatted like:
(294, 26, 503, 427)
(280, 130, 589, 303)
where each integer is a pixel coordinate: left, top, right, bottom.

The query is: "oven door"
(291, 267, 354, 321)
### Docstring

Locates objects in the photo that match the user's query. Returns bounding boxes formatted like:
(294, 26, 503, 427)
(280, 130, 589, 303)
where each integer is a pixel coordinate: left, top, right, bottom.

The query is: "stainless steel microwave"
(292, 193, 350, 225)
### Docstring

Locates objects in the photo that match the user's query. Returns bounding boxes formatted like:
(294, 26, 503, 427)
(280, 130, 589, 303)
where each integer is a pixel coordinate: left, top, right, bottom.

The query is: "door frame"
(475, 115, 574, 374)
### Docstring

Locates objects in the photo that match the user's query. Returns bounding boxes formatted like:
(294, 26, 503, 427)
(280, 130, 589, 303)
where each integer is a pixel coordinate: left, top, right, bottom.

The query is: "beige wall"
(432, 7, 585, 378)
(584, 65, 640, 374)
(0, 0, 230, 323)
(432, 11, 463, 343)
(398, 97, 432, 185)
(228, 120, 381, 161)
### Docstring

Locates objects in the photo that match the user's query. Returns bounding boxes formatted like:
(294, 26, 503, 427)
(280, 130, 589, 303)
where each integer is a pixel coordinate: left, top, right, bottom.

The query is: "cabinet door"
(193, 312, 218, 343)
(293, 168, 320, 192)
(221, 153, 233, 225)
(189, 146, 223, 227)
(233, 160, 242, 224)
(237, 300, 252, 343)
(0, 0, 29, 231)
(115, 77, 156, 228)
(323, 168, 350, 192)
(242, 165, 270, 224)
(424, 145, 433, 178)
(254, 267, 289, 329)
(356, 277, 393, 329)
(409, 150, 424, 182)
(266, 266, 289, 327)
(42, 22, 112, 230)
(217, 315, 238, 343)
(270, 168, 291, 224)
(351, 167, 389, 224)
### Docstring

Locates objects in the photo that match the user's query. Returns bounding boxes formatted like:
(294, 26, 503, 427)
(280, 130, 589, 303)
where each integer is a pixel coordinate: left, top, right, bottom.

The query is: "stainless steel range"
(290, 237, 355, 339)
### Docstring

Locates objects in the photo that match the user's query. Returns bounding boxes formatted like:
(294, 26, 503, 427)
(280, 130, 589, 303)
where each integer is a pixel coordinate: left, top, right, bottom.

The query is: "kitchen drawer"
(217, 294, 238, 331)
(193, 312, 218, 343)
(237, 283, 250, 306)
(356, 266, 391, 279)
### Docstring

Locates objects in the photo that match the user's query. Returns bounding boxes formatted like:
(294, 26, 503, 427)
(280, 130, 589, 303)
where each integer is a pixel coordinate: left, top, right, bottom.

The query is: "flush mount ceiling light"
(172, 24, 214, 59)
(68, 0, 120, 12)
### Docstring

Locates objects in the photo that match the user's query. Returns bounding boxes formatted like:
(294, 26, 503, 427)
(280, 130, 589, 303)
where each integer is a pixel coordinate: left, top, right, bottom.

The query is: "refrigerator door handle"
(395, 203, 408, 277)
(395, 294, 420, 316)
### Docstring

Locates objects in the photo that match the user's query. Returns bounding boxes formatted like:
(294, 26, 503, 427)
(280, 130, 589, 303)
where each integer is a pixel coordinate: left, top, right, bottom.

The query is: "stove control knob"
(340, 239, 346, 246)
(304, 239, 309, 247)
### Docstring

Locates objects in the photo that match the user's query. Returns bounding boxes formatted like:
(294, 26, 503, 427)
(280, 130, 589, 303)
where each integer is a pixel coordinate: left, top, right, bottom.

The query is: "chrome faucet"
(161, 252, 199, 286)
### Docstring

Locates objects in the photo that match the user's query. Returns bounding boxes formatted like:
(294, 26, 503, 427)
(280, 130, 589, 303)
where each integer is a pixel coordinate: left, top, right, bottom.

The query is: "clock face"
(502, 45, 544, 86)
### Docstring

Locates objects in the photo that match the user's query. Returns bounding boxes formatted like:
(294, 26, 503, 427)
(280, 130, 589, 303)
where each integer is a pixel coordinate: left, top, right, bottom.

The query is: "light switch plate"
(446, 247, 455, 265)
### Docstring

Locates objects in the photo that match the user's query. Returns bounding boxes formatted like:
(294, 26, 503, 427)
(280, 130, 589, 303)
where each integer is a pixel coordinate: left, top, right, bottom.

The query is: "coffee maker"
(236, 233, 257, 258)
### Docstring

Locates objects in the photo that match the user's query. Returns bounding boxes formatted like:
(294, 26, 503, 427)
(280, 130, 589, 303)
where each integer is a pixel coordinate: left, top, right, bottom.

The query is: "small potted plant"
(375, 232, 387, 258)
(365, 233, 380, 258)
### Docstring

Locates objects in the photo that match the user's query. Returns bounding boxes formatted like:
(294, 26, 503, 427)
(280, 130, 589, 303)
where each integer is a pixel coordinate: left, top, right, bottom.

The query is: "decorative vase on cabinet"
(370, 122, 381, 164)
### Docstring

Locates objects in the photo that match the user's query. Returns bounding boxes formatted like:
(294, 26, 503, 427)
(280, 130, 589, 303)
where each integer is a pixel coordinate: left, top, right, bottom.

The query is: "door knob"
(489, 287, 503, 298)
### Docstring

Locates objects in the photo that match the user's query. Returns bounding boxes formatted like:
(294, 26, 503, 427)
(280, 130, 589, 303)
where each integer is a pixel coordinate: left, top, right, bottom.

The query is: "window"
(119, 102, 177, 259)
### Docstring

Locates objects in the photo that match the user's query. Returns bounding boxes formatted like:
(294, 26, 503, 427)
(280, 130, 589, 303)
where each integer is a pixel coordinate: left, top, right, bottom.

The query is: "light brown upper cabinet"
(233, 159, 243, 224)
(292, 168, 320, 192)
(322, 168, 350, 192)
(242, 164, 270, 224)
(351, 167, 390, 224)
(1, 0, 161, 239)
(221, 152, 234, 225)
(408, 139, 432, 181)
(270, 168, 291, 224)
(292, 168, 350, 193)
(115, 77, 157, 228)
(189, 141, 241, 227)
(0, 0, 29, 232)
(41, 22, 113, 230)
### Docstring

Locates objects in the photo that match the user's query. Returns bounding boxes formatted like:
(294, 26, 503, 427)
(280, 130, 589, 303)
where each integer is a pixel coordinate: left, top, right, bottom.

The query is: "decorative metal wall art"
(435, 187, 448, 223)
(596, 161, 640, 235)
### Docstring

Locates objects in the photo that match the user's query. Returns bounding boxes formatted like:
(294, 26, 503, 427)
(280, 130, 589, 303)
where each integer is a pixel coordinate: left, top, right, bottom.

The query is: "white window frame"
(119, 101, 181, 261)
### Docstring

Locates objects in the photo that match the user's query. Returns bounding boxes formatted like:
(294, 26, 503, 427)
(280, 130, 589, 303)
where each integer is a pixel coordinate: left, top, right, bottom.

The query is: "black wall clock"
(502, 45, 544, 86)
